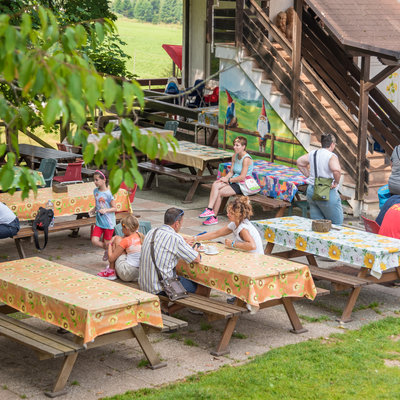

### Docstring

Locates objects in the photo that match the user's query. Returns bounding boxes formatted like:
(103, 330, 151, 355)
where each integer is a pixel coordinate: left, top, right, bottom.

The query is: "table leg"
(274, 206, 288, 218)
(182, 168, 205, 203)
(306, 254, 318, 267)
(210, 315, 239, 356)
(281, 298, 307, 334)
(264, 242, 275, 255)
(336, 287, 362, 323)
(131, 324, 167, 369)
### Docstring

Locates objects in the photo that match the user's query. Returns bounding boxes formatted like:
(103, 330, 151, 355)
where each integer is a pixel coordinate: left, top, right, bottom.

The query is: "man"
(297, 132, 343, 225)
(379, 203, 400, 239)
(139, 207, 201, 295)
(376, 195, 400, 226)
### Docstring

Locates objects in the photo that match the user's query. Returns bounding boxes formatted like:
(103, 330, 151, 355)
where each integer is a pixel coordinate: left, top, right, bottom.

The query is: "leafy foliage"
(0, 6, 177, 197)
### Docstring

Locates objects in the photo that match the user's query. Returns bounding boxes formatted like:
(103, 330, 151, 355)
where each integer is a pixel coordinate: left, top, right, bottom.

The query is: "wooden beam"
(291, 0, 302, 120)
(206, 0, 214, 43)
(356, 56, 370, 200)
(21, 129, 54, 149)
(365, 65, 400, 92)
(235, 0, 244, 47)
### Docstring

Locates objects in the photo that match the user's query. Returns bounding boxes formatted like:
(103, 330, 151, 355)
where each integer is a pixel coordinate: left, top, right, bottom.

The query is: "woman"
(194, 196, 263, 254)
(199, 136, 254, 226)
(388, 145, 400, 195)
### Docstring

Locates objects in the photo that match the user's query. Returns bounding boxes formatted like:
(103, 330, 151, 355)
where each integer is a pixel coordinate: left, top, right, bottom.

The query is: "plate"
(205, 250, 219, 255)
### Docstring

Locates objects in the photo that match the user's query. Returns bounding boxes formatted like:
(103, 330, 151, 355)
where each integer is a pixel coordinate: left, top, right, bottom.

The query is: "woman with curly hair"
(194, 196, 263, 254)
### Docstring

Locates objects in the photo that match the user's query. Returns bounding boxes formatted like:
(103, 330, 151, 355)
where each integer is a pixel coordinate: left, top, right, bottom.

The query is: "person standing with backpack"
(0, 202, 20, 239)
(90, 170, 117, 276)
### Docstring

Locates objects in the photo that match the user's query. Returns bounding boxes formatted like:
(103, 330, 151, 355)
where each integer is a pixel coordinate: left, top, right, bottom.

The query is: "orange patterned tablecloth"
(0, 182, 131, 221)
(177, 242, 317, 308)
(0, 257, 162, 343)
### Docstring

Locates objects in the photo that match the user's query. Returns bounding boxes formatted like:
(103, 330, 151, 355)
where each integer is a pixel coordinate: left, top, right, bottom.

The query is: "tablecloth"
(197, 106, 218, 127)
(253, 216, 400, 279)
(177, 242, 316, 308)
(218, 160, 307, 202)
(0, 182, 131, 221)
(0, 257, 162, 343)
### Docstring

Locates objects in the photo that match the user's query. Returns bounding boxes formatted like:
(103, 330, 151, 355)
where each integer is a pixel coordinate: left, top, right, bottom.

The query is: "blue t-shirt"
(232, 153, 254, 178)
(94, 188, 116, 229)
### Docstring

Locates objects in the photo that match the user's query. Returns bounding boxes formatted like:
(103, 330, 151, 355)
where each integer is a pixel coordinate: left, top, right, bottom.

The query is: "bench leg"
(264, 242, 274, 255)
(336, 287, 361, 323)
(218, 197, 229, 215)
(131, 324, 167, 369)
(45, 353, 79, 398)
(274, 206, 288, 218)
(210, 315, 239, 356)
(143, 172, 156, 190)
(14, 238, 26, 259)
(182, 171, 204, 204)
(281, 298, 307, 334)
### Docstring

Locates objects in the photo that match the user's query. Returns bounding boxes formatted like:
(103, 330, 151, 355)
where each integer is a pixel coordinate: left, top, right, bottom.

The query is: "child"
(98, 215, 143, 281)
(90, 170, 117, 274)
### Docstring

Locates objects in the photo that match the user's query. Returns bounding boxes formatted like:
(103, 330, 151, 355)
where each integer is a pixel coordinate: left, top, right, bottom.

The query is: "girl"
(98, 215, 143, 281)
(195, 196, 263, 254)
(90, 170, 117, 273)
(199, 136, 254, 226)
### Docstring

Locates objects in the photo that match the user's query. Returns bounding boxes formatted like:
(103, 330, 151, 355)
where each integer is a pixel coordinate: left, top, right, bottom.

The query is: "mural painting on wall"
(218, 63, 306, 164)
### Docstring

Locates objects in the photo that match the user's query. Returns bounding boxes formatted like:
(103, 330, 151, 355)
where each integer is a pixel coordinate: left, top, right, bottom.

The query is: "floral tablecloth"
(163, 140, 233, 170)
(197, 106, 218, 127)
(0, 182, 131, 221)
(177, 242, 316, 309)
(218, 160, 307, 202)
(253, 216, 400, 279)
(0, 257, 162, 343)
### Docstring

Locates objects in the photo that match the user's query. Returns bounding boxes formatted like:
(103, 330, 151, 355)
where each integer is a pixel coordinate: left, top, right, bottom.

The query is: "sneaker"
(97, 268, 117, 280)
(226, 296, 236, 305)
(188, 309, 204, 315)
(102, 250, 108, 261)
(203, 216, 218, 225)
(199, 208, 215, 218)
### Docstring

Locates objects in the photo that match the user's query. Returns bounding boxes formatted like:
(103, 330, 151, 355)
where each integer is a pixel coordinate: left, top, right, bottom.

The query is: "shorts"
(230, 182, 242, 195)
(115, 254, 139, 281)
(92, 225, 114, 241)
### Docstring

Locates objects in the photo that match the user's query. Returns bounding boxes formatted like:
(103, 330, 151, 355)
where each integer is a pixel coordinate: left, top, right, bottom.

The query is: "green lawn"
(105, 317, 400, 400)
(114, 17, 182, 79)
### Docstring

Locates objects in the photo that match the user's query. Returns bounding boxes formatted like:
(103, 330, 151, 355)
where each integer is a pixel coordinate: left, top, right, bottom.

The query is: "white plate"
(205, 250, 219, 255)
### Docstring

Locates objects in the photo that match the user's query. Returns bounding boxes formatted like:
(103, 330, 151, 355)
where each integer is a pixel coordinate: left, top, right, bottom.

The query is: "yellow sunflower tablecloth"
(0, 182, 131, 221)
(253, 216, 400, 279)
(162, 140, 233, 170)
(176, 242, 316, 309)
(0, 257, 162, 343)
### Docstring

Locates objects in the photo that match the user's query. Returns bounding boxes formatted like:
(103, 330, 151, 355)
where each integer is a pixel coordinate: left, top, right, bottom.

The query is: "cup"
(205, 245, 218, 254)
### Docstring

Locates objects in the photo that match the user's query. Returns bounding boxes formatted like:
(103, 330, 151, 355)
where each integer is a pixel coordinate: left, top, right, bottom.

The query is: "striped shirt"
(139, 225, 198, 294)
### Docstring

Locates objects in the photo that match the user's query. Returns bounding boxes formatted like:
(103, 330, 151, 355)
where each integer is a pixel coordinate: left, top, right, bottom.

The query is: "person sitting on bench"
(0, 202, 20, 239)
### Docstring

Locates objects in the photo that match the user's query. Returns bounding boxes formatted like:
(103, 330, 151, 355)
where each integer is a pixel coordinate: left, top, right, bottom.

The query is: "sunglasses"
(174, 209, 184, 222)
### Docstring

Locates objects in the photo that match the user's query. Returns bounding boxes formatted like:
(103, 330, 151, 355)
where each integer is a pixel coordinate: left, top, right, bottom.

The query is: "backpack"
(32, 207, 54, 250)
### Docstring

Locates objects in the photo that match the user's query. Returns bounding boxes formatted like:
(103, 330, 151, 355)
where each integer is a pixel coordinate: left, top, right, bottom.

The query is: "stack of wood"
(275, 7, 294, 42)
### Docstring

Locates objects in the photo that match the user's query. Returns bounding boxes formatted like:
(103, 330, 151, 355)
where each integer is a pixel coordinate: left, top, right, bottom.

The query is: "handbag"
(312, 150, 333, 201)
(150, 228, 189, 301)
(238, 176, 261, 196)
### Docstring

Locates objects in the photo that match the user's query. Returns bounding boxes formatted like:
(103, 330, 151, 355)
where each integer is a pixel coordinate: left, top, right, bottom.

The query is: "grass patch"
(354, 302, 382, 314)
(184, 339, 198, 347)
(169, 333, 182, 340)
(200, 322, 212, 331)
(103, 317, 400, 400)
(70, 381, 80, 386)
(232, 332, 247, 339)
(171, 313, 188, 322)
(299, 314, 331, 323)
(137, 359, 149, 368)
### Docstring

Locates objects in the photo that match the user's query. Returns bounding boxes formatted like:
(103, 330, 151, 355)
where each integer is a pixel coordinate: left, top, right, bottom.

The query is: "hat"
(260, 98, 266, 116)
(226, 90, 233, 104)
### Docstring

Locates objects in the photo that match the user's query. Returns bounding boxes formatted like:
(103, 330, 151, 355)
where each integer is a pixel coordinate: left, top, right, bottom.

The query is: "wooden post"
(223, 121, 227, 150)
(291, 0, 303, 120)
(270, 133, 275, 162)
(235, 0, 244, 48)
(206, 0, 213, 44)
(356, 56, 370, 201)
(60, 122, 69, 143)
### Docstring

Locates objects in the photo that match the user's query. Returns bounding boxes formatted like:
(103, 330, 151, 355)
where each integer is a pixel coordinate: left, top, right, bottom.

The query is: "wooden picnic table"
(175, 241, 317, 355)
(139, 140, 233, 203)
(18, 144, 79, 167)
(253, 216, 400, 322)
(0, 257, 165, 396)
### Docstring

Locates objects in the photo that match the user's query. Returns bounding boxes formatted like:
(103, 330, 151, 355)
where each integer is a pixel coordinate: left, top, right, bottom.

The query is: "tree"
(121, 0, 131, 17)
(160, 0, 179, 24)
(113, 0, 123, 13)
(135, 0, 153, 22)
(0, 6, 176, 197)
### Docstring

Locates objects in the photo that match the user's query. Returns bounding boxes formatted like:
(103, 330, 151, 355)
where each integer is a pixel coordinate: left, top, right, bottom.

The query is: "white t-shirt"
(227, 219, 264, 254)
(0, 203, 17, 225)
(307, 148, 336, 186)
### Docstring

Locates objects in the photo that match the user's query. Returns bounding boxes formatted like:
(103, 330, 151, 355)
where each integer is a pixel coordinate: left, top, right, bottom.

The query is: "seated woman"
(194, 196, 263, 254)
(388, 145, 400, 195)
(102, 215, 143, 281)
(199, 136, 254, 226)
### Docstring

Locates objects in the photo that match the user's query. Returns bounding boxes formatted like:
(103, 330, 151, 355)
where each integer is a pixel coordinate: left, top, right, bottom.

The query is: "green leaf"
(43, 98, 60, 129)
(74, 24, 87, 47)
(123, 82, 134, 113)
(21, 14, 32, 38)
(131, 80, 145, 108)
(5, 25, 16, 54)
(6, 152, 15, 167)
(1, 167, 14, 191)
(31, 67, 45, 94)
(103, 77, 117, 108)
(4, 54, 14, 82)
(95, 22, 104, 43)
(146, 136, 158, 160)
(69, 98, 86, 126)
(0, 144, 6, 158)
(130, 167, 144, 189)
(85, 75, 100, 109)
(110, 168, 123, 193)
(83, 143, 95, 164)
(67, 74, 82, 99)
(38, 6, 48, 32)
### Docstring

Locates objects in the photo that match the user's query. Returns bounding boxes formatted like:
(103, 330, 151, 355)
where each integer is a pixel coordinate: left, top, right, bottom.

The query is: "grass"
(232, 332, 247, 339)
(200, 322, 212, 331)
(299, 314, 331, 323)
(104, 317, 400, 400)
(114, 17, 182, 79)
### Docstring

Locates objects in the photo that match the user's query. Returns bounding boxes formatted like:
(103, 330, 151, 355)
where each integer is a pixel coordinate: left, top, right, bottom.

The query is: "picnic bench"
(13, 212, 130, 258)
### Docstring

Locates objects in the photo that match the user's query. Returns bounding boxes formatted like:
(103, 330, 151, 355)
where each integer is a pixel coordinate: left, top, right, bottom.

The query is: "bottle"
(46, 200, 55, 227)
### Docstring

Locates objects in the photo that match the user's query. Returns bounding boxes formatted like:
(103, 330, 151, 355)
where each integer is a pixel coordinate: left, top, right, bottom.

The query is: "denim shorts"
(0, 218, 20, 239)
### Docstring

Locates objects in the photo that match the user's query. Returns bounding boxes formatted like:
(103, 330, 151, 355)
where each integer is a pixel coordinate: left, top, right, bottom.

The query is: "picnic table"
(0, 257, 164, 396)
(139, 140, 233, 203)
(195, 106, 219, 145)
(218, 160, 307, 202)
(18, 144, 79, 167)
(253, 216, 400, 322)
(175, 241, 317, 354)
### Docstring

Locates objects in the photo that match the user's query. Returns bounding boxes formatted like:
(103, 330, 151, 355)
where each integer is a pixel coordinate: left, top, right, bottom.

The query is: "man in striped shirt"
(139, 208, 201, 295)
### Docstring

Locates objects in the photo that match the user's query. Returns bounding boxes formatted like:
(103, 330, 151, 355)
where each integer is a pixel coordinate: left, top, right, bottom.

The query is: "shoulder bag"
(32, 207, 54, 250)
(150, 228, 189, 301)
(312, 150, 333, 201)
(238, 176, 261, 196)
